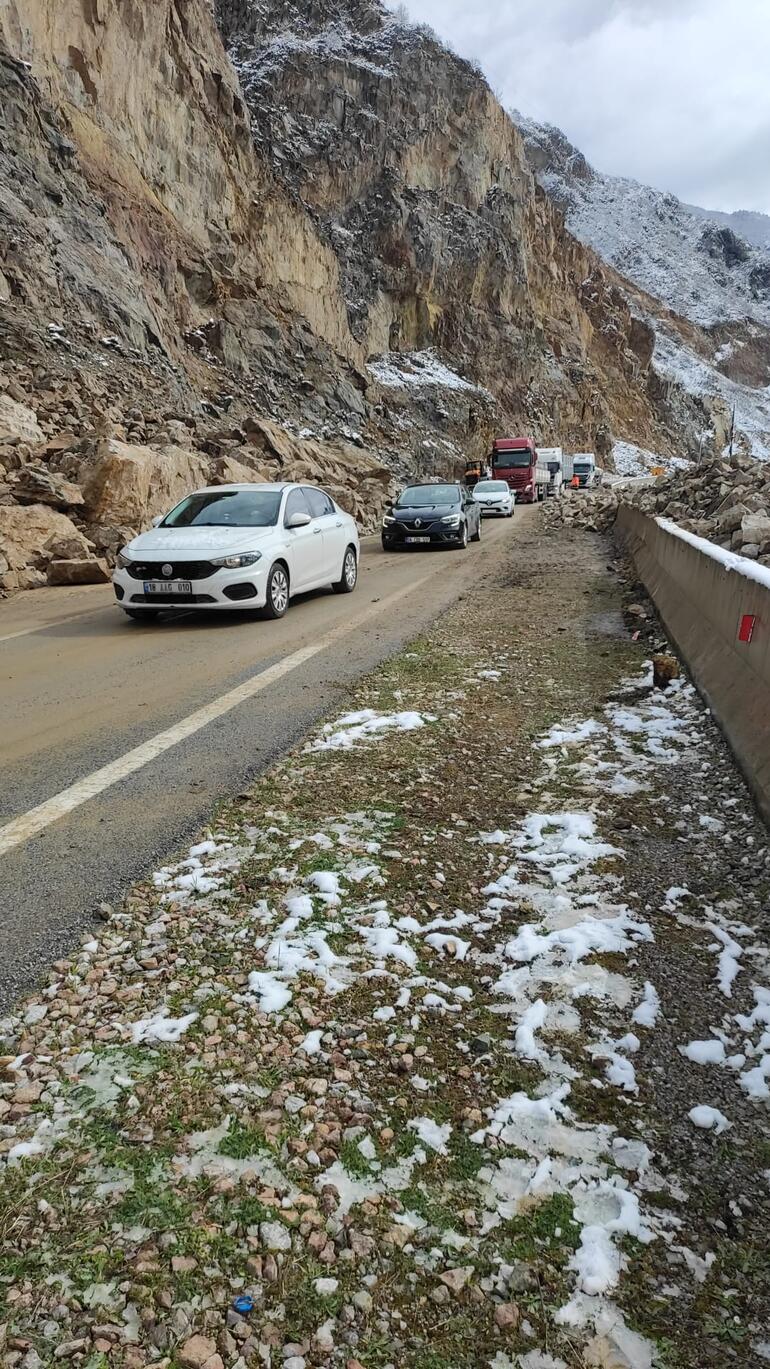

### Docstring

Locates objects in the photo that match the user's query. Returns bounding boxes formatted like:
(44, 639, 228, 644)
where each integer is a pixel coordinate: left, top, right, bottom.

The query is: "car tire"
(471, 518, 481, 542)
(122, 608, 159, 622)
(453, 522, 469, 550)
(333, 545, 358, 594)
(262, 561, 290, 619)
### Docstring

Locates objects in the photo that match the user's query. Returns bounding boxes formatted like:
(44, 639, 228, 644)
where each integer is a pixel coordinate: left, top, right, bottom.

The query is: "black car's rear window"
(397, 484, 458, 507)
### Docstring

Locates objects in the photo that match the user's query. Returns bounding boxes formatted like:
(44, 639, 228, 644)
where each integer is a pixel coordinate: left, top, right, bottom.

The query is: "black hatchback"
(381, 482, 482, 550)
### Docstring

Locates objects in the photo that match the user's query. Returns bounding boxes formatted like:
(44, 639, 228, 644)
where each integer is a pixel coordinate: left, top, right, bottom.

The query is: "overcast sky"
(388, 0, 770, 213)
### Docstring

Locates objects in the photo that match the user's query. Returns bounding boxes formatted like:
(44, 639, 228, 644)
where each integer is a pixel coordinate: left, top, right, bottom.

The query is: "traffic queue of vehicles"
(112, 436, 596, 622)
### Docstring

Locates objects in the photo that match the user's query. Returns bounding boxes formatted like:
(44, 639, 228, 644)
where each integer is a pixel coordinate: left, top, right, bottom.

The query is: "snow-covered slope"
(514, 112, 770, 461)
(687, 204, 770, 253)
(515, 114, 770, 332)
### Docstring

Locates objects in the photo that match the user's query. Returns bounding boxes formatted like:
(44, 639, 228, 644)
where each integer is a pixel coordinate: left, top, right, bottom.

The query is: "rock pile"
(543, 452, 770, 564)
(0, 371, 397, 595)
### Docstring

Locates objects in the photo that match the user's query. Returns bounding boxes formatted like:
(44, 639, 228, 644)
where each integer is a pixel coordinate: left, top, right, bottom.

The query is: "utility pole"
(728, 405, 736, 458)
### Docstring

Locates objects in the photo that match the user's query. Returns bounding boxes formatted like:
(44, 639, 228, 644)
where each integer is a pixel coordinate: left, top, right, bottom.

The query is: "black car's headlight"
(211, 552, 263, 569)
(441, 514, 461, 525)
(382, 515, 396, 526)
(116, 550, 133, 569)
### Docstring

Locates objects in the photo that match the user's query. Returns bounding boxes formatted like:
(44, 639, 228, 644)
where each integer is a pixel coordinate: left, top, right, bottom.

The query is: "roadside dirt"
(1, 514, 768, 1369)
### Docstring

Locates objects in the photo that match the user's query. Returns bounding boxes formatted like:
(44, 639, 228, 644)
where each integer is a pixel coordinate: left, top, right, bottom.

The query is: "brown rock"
(493, 1302, 520, 1331)
(10, 464, 84, 509)
(47, 558, 111, 586)
(0, 505, 92, 574)
(210, 454, 268, 485)
(0, 396, 43, 446)
(80, 438, 210, 528)
(178, 1335, 223, 1369)
(439, 1266, 474, 1293)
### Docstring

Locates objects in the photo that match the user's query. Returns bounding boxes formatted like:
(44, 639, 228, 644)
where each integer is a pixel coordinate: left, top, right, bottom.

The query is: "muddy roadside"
(1, 515, 768, 1369)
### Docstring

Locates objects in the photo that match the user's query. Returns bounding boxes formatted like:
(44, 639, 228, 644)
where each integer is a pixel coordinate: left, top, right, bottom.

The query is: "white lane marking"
(0, 572, 435, 856)
(0, 606, 107, 644)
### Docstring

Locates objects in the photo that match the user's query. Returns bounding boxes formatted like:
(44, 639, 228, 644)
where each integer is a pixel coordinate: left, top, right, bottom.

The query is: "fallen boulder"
(47, 558, 111, 586)
(80, 439, 210, 529)
(9, 463, 84, 509)
(0, 504, 93, 572)
(0, 395, 43, 446)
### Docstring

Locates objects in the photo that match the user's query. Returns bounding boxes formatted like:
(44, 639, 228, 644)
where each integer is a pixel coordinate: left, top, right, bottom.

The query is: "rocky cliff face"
(0, 0, 739, 591)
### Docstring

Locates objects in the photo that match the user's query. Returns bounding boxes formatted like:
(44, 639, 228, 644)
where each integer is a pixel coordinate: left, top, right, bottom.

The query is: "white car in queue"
(471, 479, 515, 517)
(113, 483, 360, 621)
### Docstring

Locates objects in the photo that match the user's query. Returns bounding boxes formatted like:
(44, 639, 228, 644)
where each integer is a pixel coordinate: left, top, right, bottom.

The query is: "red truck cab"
(491, 437, 544, 504)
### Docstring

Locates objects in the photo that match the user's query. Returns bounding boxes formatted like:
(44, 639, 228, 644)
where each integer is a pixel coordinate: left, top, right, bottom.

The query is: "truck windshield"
(492, 452, 532, 468)
(574, 463, 591, 472)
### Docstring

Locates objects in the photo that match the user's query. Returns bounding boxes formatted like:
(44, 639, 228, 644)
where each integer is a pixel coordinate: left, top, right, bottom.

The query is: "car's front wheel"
(453, 522, 469, 550)
(123, 607, 159, 622)
(333, 545, 358, 594)
(471, 517, 481, 542)
(263, 562, 290, 619)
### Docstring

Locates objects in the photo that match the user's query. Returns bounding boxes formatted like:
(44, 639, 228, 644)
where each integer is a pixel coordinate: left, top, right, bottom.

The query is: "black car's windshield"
(474, 481, 508, 494)
(162, 490, 282, 528)
(492, 451, 532, 469)
(397, 484, 459, 507)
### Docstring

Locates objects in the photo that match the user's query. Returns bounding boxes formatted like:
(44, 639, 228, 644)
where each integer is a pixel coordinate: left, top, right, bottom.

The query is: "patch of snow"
(310, 708, 435, 751)
(407, 1116, 452, 1154)
(632, 982, 660, 1028)
(680, 1039, 727, 1066)
(130, 1011, 198, 1045)
(367, 348, 489, 394)
(688, 1104, 731, 1134)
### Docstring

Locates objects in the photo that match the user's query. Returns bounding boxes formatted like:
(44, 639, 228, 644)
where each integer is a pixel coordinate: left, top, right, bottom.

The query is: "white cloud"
(387, 0, 770, 212)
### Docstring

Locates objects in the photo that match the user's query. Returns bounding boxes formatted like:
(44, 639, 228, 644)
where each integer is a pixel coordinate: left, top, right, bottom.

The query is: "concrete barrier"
(616, 505, 770, 825)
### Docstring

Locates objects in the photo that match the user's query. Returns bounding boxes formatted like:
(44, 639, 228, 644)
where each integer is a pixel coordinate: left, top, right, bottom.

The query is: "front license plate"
(143, 580, 193, 595)
(405, 536, 431, 544)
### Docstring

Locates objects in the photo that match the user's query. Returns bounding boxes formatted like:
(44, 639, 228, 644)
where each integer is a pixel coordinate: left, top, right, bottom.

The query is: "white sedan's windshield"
(163, 490, 282, 528)
(474, 481, 508, 494)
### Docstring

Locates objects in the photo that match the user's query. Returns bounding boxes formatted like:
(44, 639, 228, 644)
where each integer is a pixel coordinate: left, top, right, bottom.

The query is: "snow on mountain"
(687, 205, 770, 253)
(514, 112, 770, 461)
(514, 114, 770, 332)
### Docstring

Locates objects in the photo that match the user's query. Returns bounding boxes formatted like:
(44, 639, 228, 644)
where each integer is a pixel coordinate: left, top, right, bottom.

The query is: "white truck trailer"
(565, 452, 598, 489)
(538, 447, 563, 497)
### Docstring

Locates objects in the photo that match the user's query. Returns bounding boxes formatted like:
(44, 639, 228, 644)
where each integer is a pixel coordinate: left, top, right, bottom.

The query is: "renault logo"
(415, 519, 422, 528)
(162, 563, 173, 577)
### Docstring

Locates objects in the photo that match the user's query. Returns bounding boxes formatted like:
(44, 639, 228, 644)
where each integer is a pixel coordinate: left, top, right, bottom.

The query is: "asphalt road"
(0, 513, 532, 1010)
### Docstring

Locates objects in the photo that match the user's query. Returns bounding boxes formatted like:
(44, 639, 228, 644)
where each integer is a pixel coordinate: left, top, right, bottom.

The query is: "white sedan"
(113, 483, 360, 621)
(471, 479, 515, 517)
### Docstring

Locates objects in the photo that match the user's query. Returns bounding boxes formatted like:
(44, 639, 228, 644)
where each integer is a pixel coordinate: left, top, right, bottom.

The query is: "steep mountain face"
(516, 114, 770, 460)
(0, 0, 750, 590)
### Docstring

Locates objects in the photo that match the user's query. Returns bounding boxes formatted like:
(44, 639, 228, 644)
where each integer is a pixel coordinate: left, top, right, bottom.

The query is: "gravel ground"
(1, 516, 768, 1369)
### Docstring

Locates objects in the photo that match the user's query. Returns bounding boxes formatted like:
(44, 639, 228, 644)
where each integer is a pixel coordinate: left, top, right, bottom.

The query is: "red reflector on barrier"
(738, 614, 756, 643)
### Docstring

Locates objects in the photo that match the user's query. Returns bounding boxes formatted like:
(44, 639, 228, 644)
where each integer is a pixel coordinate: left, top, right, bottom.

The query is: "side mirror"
(286, 511, 312, 529)
(151, 515, 163, 528)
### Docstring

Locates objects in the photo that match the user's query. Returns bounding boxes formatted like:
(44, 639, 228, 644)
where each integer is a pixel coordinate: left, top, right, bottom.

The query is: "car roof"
(184, 482, 303, 495)
(401, 480, 459, 489)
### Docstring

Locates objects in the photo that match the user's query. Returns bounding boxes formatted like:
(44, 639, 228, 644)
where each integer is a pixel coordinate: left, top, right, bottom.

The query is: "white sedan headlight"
(116, 549, 132, 569)
(210, 552, 263, 569)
